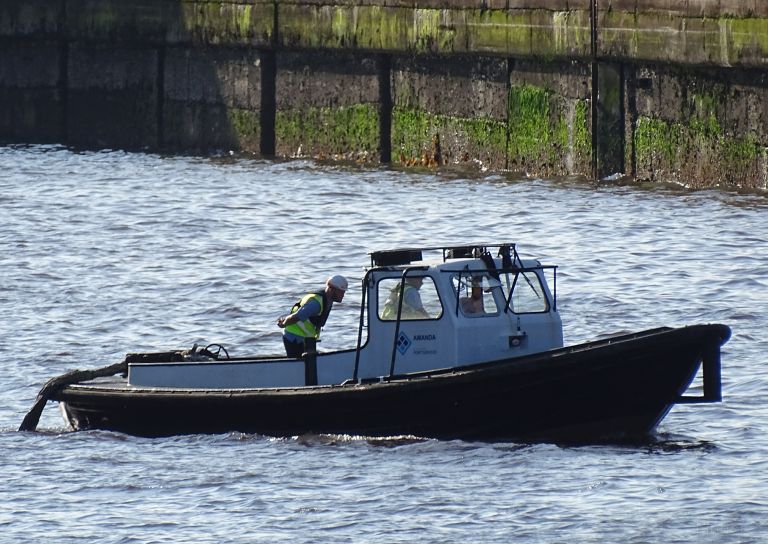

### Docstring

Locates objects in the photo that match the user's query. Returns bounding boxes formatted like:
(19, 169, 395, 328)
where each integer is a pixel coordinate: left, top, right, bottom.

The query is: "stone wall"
(0, 1, 64, 143)
(275, 51, 381, 161)
(1, 0, 767, 188)
(601, 0, 768, 188)
(627, 65, 768, 189)
(392, 55, 509, 170)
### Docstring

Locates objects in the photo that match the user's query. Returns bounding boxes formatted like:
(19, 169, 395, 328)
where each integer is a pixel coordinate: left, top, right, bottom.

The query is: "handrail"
(454, 266, 471, 317)
(388, 266, 428, 378)
(352, 270, 372, 382)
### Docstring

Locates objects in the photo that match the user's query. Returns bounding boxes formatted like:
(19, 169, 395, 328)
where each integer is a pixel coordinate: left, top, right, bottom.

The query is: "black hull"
(53, 324, 730, 443)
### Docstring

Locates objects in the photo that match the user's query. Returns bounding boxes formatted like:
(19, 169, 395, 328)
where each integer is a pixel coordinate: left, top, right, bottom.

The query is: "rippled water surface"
(1, 146, 767, 542)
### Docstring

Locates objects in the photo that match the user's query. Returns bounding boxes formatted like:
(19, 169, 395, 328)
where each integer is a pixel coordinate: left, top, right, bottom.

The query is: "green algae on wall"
(635, 117, 679, 167)
(393, 88, 590, 171)
(634, 89, 723, 171)
(279, 5, 411, 51)
(508, 84, 591, 173)
(530, 9, 592, 61)
(277, 5, 593, 57)
(331, 104, 380, 152)
(688, 92, 722, 141)
(279, 5, 463, 54)
(392, 106, 433, 160)
(726, 18, 768, 57)
(465, 9, 513, 54)
(572, 99, 591, 158)
(507, 83, 573, 169)
(178, 0, 274, 45)
(599, 10, 768, 67)
(276, 103, 379, 159)
(721, 135, 764, 178)
(635, 114, 764, 186)
(460, 116, 508, 157)
(392, 106, 507, 165)
(554, 98, 591, 167)
(228, 107, 260, 151)
(508, 84, 551, 159)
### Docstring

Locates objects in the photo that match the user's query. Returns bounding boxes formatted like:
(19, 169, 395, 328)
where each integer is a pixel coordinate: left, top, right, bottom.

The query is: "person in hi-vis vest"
(381, 276, 430, 320)
(277, 275, 348, 357)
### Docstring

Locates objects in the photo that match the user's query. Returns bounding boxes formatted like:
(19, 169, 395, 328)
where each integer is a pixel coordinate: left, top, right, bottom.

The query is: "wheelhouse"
(351, 243, 563, 380)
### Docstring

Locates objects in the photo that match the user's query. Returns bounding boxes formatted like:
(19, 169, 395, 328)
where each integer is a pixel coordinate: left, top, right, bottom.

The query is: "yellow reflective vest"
(381, 284, 422, 320)
(284, 291, 330, 339)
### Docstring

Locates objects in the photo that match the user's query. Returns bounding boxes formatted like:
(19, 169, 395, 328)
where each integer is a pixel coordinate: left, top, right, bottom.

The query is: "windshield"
(507, 271, 550, 313)
(378, 276, 444, 321)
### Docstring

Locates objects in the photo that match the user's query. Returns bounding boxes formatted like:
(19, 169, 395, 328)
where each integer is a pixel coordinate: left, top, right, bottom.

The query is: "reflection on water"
(1, 145, 767, 543)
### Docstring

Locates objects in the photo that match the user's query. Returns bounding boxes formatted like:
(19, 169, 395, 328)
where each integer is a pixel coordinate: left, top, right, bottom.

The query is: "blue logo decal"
(396, 331, 412, 355)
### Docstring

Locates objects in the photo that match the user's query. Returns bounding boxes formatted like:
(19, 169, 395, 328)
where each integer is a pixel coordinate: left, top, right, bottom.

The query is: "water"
(1, 145, 767, 542)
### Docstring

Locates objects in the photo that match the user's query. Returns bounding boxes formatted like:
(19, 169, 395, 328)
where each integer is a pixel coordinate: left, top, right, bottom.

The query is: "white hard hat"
(327, 274, 348, 291)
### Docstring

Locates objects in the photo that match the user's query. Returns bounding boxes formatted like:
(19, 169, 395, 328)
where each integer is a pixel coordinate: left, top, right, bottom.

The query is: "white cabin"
(127, 244, 564, 389)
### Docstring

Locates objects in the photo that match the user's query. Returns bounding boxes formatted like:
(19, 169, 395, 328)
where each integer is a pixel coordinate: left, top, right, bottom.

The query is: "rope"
(18, 358, 128, 432)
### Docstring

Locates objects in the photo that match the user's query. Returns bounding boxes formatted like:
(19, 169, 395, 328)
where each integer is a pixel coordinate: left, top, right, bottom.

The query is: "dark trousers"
(283, 336, 305, 358)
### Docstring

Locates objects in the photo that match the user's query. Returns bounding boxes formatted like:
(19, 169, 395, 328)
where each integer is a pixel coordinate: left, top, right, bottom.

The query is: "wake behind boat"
(21, 243, 731, 443)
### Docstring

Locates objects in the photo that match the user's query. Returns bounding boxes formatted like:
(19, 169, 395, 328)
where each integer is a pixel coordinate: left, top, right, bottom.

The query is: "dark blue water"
(1, 145, 766, 542)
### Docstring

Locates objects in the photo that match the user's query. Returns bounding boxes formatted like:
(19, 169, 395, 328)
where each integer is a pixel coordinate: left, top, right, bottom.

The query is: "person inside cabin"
(381, 276, 430, 320)
(277, 274, 348, 358)
(460, 277, 485, 314)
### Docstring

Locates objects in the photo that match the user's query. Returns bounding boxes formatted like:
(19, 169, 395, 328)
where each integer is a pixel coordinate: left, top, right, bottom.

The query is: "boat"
(21, 243, 731, 443)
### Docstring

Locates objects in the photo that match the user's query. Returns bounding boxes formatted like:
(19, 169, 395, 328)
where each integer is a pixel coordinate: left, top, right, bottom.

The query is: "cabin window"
(508, 272, 550, 313)
(378, 276, 443, 321)
(451, 274, 499, 316)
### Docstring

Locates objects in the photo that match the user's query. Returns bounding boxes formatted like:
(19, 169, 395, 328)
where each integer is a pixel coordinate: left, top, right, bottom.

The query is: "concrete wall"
(1, 0, 767, 188)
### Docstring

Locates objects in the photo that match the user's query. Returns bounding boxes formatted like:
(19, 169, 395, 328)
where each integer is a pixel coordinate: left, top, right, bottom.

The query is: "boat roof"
(370, 243, 513, 266)
(368, 243, 545, 272)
